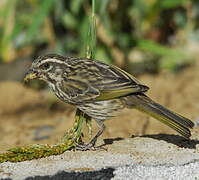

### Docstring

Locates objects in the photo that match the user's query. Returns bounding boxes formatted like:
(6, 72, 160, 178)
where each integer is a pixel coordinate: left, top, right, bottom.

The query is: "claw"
(74, 142, 107, 151)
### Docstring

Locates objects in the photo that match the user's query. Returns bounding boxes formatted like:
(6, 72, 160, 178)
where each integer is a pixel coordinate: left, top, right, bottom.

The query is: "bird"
(24, 54, 195, 150)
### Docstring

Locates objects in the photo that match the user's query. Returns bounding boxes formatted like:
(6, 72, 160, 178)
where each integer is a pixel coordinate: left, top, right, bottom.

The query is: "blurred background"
(0, 0, 199, 150)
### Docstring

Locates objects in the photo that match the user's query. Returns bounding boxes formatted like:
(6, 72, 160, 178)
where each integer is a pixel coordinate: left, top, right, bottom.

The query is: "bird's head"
(24, 54, 67, 83)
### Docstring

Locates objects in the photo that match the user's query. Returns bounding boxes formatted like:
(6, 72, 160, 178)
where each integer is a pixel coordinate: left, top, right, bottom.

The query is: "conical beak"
(24, 69, 39, 82)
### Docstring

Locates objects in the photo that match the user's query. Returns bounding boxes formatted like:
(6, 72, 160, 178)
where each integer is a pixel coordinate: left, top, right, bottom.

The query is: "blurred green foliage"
(0, 0, 199, 73)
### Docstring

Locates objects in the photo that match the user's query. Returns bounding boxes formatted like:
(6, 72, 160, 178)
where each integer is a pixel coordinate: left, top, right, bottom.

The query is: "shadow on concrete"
(102, 134, 199, 150)
(139, 134, 199, 149)
(23, 168, 115, 180)
(103, 137, 124, 145)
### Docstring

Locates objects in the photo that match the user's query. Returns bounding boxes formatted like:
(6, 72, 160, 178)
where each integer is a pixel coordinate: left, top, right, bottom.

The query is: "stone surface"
(0, 136, 199, 179)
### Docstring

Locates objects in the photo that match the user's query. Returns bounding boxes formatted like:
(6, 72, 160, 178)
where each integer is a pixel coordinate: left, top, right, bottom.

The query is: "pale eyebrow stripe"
(39, 58, 67, 65)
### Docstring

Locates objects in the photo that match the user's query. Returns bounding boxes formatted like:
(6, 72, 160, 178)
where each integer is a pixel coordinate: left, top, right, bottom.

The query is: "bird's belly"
(78, 99, 125, 121)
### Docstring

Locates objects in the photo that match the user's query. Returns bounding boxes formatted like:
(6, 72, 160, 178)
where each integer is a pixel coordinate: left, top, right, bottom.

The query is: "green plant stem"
(61, 109, 90, 143)
(86, 0, 96, 59)
(84, 0, 96, 136)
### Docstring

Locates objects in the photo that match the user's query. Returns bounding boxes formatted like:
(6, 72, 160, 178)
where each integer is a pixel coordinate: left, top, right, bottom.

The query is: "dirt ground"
(0, 65, 199, 151)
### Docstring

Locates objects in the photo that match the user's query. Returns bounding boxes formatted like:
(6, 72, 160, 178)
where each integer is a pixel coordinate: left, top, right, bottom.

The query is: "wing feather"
(59, 58, 149, 103)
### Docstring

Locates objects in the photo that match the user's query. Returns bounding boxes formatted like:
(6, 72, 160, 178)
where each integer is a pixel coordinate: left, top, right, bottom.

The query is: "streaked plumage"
(24, 54, 195, 149)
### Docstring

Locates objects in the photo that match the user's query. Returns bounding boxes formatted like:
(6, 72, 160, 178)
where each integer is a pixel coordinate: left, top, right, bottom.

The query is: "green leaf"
(0, 0, 18, 62)
(70, 0, 84, 14)
(95, 47, 111, 64)
(138, 39, 193, 71)
(138, 39, 184, 57)
(62, 12, 77, 29)
(97, 0, 109, 15)
(160, 0, 188, 9)
(25, 0, 55, 43)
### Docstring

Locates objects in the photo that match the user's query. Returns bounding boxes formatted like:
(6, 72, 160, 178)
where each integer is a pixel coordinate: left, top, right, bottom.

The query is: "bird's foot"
(74, 142, 107, 151)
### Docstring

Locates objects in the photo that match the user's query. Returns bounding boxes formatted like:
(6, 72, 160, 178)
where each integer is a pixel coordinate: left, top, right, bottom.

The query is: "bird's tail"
(126, 94, 194, 138)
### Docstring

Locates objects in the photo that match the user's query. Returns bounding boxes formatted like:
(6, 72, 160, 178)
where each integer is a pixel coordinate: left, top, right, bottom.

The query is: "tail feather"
(127, 94, 194, 138)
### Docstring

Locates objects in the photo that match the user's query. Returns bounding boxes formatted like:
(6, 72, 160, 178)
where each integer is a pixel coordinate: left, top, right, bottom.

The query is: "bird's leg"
(75, 120, 106, 151)
(89, 121, 105, 146)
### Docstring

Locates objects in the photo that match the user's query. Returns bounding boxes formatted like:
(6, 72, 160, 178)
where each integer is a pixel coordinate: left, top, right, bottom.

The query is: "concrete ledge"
(1, 135, 199, 179)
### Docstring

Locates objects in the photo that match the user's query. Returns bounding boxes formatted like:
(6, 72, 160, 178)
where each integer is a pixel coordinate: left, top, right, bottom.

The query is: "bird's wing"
(94, 64, 149, 101)
(59, 77, 100, 104)
(59, 58, 149, 103)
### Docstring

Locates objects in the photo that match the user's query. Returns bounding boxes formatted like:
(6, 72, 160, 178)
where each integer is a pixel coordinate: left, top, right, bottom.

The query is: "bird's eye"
(40, 63, 50, 70)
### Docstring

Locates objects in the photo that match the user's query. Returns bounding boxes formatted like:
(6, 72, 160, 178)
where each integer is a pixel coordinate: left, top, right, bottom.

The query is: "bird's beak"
(24, 69, 39, 82)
